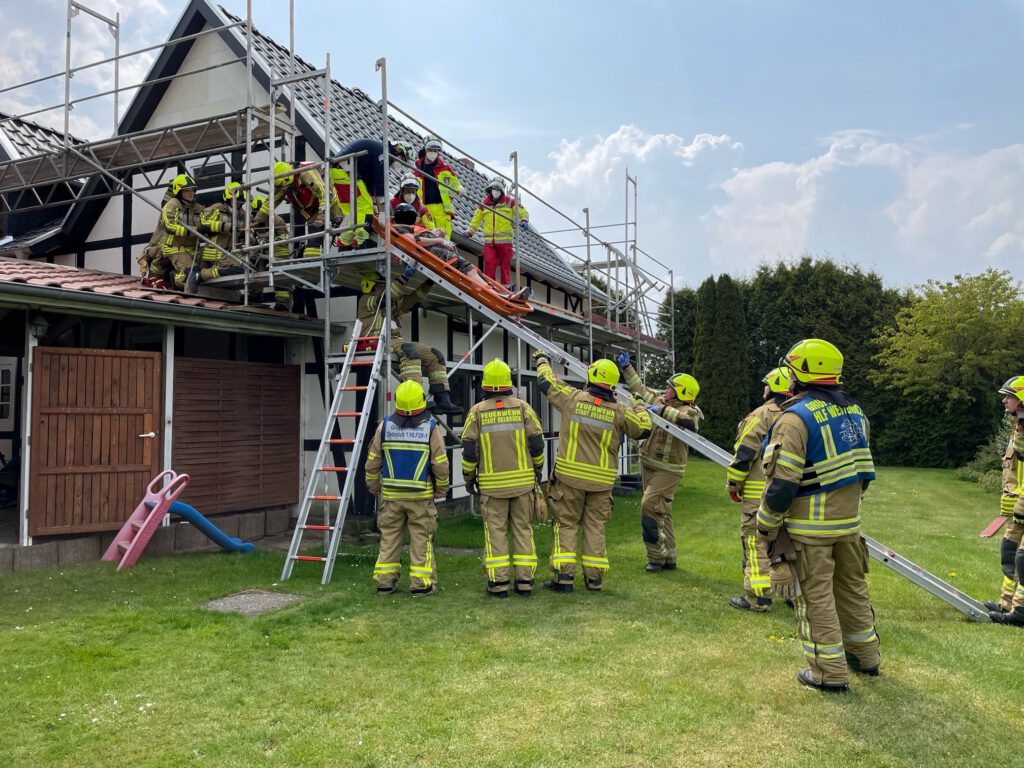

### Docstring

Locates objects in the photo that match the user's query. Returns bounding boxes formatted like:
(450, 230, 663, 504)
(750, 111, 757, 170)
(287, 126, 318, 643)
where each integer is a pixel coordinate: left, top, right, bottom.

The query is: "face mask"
(425, 151, 439, 162)
(490, 190, 502, 201)
(403, 193, 416, 204)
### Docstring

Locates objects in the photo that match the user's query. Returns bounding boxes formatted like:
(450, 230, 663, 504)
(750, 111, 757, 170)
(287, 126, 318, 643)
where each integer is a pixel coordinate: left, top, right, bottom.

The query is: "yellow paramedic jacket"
(537, 360, 651, 491)
(460, 394, 545, 497)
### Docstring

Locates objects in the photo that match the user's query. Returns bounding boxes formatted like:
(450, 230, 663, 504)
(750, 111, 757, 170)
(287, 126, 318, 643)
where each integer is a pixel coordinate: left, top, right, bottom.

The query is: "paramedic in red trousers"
(467, 177, 530, 291)
(756, 338, 879, 692)
(365, 380, 450, 597)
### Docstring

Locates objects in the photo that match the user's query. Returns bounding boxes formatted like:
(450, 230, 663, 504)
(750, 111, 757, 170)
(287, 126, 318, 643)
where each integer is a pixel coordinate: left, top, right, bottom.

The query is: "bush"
(956, 417, 1012, 493)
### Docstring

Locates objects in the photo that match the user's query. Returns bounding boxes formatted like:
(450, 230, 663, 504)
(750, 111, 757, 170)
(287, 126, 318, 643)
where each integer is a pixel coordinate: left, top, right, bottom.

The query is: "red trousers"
(482, 242, 514, 285)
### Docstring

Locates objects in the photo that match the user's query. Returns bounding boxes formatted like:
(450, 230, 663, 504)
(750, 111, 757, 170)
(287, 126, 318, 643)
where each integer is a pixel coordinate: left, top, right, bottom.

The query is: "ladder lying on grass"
(281, 319, 388, 584)
(385, 240, 991, 622)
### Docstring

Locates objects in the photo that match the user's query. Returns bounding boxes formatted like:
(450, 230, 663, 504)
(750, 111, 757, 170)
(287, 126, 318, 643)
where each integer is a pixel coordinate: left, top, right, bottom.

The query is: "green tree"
(648, 286, 697, 387)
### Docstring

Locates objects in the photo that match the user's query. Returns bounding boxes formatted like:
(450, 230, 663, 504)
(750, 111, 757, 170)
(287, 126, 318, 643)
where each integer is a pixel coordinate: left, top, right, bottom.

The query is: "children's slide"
(168, 501, 255, 554)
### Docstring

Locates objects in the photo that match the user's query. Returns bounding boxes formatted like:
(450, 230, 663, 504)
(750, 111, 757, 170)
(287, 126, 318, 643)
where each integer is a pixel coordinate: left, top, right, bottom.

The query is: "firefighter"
(156, 173, 204, 290)
(247, 194, 293, 310)
(532, 352, 652, 592)
(329, 159, 375, 249)
(756, 338, 878, 692)
(726, 366, 792, 611)
(991, 376, 1024, 626)
(365, 380, 450, 597)
(415, 136, 462, 238)
(138, 179, 174, 288)
(619, 355, 702, 572)
(189, 181, 247, 291)
(461, 359, 546, 598)
(355, 217, 461, 416)
(337, 137, 417, 210)
(389, 175, 436, 230)
(255, 161, 342, 258)
(467, 177, 530, 290)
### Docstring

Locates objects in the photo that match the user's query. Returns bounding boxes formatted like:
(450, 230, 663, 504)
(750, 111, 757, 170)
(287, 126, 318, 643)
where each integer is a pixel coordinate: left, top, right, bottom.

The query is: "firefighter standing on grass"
(533, 351, 651, 592)
(990, 376, 1024, 626)
(725, 367, 792, 611)
(461, 360, 546, 598)
(756, 339, 879, 692)
(365, 380, 449, 597)
(619, 355, 702, 573)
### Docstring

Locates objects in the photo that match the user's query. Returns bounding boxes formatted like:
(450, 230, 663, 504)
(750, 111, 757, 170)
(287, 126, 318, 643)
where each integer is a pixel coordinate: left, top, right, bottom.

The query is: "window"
(0, 363, 14, 430)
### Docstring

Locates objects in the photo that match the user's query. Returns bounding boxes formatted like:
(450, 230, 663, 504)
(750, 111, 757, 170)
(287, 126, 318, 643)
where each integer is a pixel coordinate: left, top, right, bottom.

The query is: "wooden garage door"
(172, 358, 299, 515)
(29, 347, 162, 536)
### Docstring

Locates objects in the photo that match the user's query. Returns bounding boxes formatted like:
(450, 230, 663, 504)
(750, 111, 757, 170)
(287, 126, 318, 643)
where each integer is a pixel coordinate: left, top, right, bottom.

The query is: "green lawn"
(2, 460, 1022, 767)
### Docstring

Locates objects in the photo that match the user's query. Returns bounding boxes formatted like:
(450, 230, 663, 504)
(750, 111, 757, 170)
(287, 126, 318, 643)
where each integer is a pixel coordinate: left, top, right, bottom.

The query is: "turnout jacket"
(257, 166, 342, 224)
(756, 387, 876, 544)
(199, 201, 242, 261)
(356, 273, 432, 340)
(622, 363, 700, 476)
(460, 393, 545, 497)
(1002, 420, 1024, 515)
(365, 413, 449, 501)
(158, 197, 204, 255)
(537, 360, 651, 491)
(727, 396, 786, 503)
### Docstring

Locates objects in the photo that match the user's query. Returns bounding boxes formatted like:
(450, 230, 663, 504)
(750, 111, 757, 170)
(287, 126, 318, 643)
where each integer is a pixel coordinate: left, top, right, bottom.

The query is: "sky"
(2, 0, 1023, 292)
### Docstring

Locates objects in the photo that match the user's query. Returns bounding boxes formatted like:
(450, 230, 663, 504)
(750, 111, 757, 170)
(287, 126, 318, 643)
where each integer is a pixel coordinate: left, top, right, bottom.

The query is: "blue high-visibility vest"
(380, 415, 436, 495)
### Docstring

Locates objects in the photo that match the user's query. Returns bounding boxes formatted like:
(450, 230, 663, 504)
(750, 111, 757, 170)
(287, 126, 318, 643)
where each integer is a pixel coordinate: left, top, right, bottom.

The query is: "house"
(0, 0, 669, 570)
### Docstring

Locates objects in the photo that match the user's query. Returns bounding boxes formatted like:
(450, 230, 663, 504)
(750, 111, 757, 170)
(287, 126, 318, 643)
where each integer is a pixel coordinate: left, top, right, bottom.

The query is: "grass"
(1, 459, 1022, 767)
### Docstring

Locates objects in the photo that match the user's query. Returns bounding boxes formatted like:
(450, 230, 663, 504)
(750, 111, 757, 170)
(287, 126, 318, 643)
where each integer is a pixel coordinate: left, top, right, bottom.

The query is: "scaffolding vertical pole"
(289, 0, 296, 129)
(376, 57, 392, 413)
(243, 0, 254, 306)
(111, 12, 120, 130)
(669, 269, 676, 372)
(630, 174, 640, 373)
(510, 151, 522, 387)
(64, 0, 74, 150)
(584, 207, 593, 363)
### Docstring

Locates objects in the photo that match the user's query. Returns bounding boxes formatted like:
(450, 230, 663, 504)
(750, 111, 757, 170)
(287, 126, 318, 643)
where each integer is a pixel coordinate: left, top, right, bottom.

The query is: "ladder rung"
(131, 521, 144, 531)
(349, 361, 374, 367)
(328, 439, 355, 445)
(302, 524, 333, 531)
(334, 411, 361, 417)
(319, 466, 349, 472)
(312, 495, 341, 501)
(294, 555, 327, 562)
(339, 385, 368, 391)
(353, 336, 379, 342)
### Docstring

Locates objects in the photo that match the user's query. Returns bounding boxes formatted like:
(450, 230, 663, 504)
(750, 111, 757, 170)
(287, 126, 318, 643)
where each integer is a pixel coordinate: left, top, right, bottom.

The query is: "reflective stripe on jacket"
(468, 194, 529, 244)
(415, 157, 462, 214)
(461, 395, 545, 497)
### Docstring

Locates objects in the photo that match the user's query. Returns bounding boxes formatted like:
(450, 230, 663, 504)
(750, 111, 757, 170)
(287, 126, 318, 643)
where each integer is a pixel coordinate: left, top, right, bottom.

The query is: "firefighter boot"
(729, 596, 772, 612)
(797, 668, 849, 693)
(845, 651, 880, 676)
(990, 608, 1024, 626)
(428, 384, 463, 416)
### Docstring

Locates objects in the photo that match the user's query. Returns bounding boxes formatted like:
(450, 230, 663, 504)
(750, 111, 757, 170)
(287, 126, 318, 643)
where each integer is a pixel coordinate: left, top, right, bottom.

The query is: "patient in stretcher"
(392, 203, 528, 301)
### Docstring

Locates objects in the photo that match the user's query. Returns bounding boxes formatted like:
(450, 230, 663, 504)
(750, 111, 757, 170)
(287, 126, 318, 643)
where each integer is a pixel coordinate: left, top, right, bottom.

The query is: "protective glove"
(533, 486, 549, 523)
(646, 404, 661, 415)
(728, 487, 742, 503)
(615, 351, 630, 368)
(769, 560, 800, 599)
(402, 265, 416, 280)
(465, 228, 475, 238)
(531, 349, 549, 368)
(197, 224, 212, 236)
(520, 220, 529, 231)
(330, 217, 343, 229)
(466, 476, 479, 496)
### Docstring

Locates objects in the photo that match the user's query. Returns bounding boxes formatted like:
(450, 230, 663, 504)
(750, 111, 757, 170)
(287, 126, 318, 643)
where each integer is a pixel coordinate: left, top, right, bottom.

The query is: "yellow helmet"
(668, 372, 699, 402)
(999, 375, 1024, 398)
(360, 272, 380, 294)
(272, 161, 294, 187)
(395, 380, 427, 416)
(588, 359, 620, 389)
(482, 359, 512, 391)
(249, 194, 268, 213)
(170, 173, 197, 196)
(762, 366, 792, 396)
(223, 181, 243, 202)
(782, 338, 844, 385)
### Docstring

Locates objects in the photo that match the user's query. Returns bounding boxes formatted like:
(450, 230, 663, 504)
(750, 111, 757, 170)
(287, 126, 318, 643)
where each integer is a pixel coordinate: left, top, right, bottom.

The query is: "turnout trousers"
(640, 466, 681, 566)
(547, 478, 612, 587)
(740, 503, 772, 599)
(372, 498, 438, 593)
(999, 517, 1024, 611)
(481, 493, 537, 594)
(791, 534, 880, 686)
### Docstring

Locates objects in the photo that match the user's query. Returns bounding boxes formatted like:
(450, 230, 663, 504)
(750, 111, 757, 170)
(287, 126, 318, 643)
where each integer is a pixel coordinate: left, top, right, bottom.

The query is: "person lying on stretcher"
(392, 203, 529, 302)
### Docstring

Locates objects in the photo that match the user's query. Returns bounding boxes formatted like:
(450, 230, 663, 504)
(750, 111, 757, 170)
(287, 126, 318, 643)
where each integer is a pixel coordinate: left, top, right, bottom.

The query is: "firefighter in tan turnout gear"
(620, 355, 702, 572)
(155, 173, 204, 290)
(365, 380, 450, 597)
(725, 366, 793, 611)
(990, 376, 1024, 626)
(533, 353, 652, 592)
(756, 339, 879, 692)
(460, 359, 546, 598)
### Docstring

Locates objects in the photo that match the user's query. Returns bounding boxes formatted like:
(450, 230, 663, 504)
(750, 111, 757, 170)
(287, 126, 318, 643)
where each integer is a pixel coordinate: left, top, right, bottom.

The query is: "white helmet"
(486, 177, 506, 194)
(399, 175, 420, 190)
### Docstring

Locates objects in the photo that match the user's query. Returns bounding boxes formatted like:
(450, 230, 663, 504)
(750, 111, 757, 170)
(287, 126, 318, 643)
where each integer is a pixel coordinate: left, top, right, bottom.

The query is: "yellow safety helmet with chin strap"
(588, 359, 620, 389)
(272, 161, 294, 188)
(395, 380, 427, 416)
(668, 372, 699, 402)
(360, 272, 380, 294)
(223, 181, 244, 202)
(762, 366, 792, 395)
(999, 375, 1024, 398)
(170, 173, 197, 196)
(781, 338, 844, 385)
(482, 359, 512, 391)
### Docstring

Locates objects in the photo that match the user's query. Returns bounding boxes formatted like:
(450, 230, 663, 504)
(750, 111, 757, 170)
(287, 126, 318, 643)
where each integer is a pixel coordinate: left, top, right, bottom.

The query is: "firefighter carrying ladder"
(384, 241, 990, 622)
(281, 319, 387, 583)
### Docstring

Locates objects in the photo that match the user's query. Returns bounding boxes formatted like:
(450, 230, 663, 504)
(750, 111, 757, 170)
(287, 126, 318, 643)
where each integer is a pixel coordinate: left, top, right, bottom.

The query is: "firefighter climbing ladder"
(383, 241, 991, 622)
(280, 319, 387, 583)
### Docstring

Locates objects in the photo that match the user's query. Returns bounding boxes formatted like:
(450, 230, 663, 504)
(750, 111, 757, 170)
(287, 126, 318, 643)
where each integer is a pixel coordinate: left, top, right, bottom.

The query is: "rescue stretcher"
(372, 219, 532, 318)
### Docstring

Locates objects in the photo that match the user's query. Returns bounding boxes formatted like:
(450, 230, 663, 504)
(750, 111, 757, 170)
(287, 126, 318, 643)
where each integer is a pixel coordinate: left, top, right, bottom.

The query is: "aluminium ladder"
(386, 242, 991, 621)
(281, 319, 388, 583)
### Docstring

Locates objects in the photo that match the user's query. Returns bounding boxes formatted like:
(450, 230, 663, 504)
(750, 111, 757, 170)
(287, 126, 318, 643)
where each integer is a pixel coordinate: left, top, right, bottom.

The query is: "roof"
(0, 112, 83, 162)
(0, 258, 328, 337)
(212, 5, 591, 296)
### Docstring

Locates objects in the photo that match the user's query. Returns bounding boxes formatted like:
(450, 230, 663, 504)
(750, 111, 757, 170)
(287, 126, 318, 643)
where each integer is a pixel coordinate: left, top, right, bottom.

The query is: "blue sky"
(3, 0, 1023, 291)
